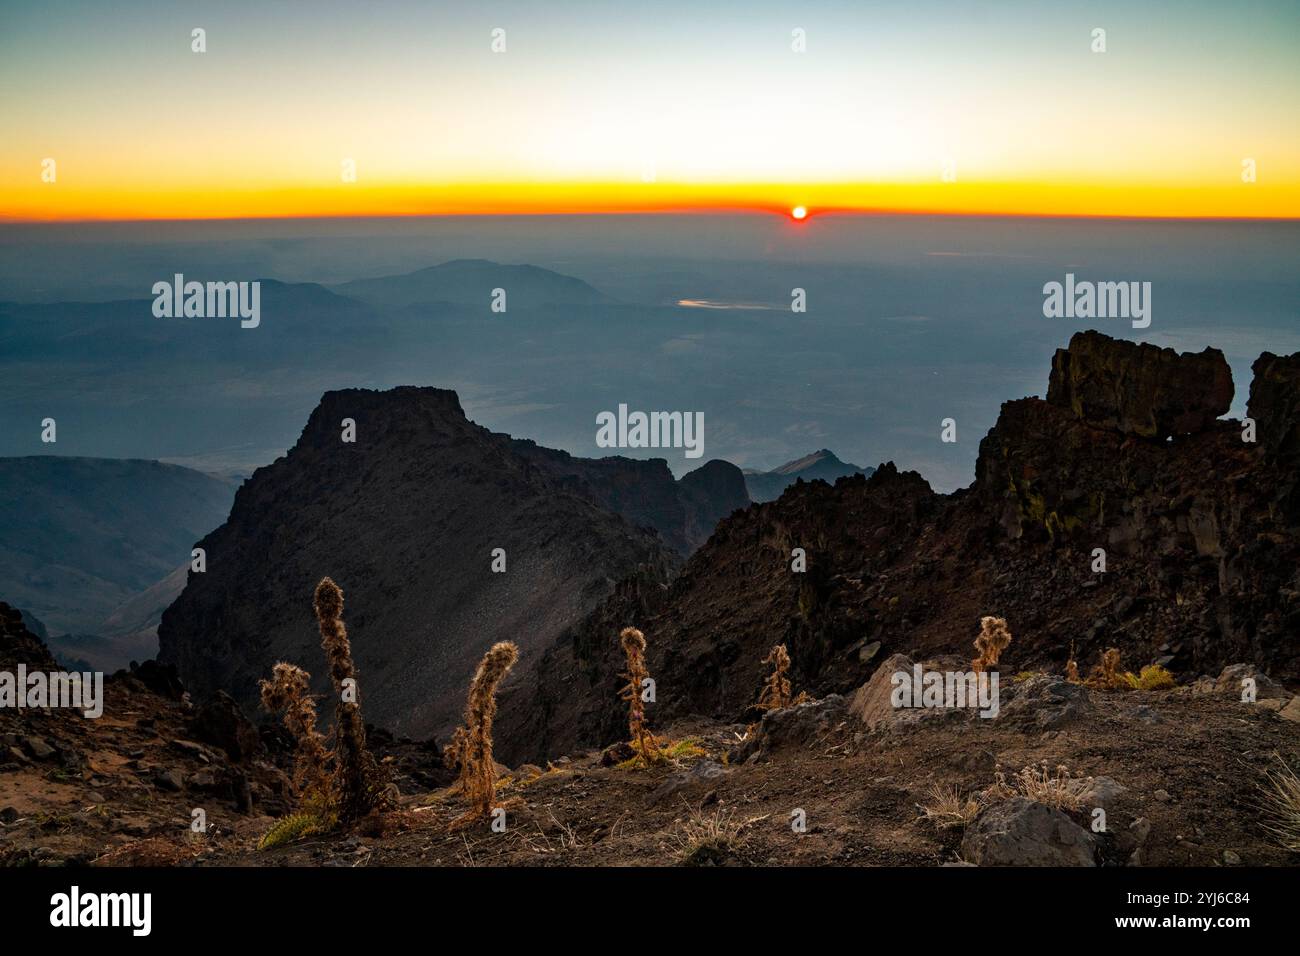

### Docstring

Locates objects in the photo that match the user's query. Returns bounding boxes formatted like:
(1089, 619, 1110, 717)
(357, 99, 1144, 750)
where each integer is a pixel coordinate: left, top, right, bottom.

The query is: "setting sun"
(791, 206, 808, 221)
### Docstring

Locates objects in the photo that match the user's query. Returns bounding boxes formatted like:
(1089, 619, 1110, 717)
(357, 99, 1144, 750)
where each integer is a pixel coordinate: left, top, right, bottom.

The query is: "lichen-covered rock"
(1047, 330, 1233, 439)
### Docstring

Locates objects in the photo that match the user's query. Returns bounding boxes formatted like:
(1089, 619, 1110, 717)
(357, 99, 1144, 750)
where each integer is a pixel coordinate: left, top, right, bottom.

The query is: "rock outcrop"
(499, 333, 1300, 763)
(158, 387, 746, 741)
(1249, 351, 1300, 461)
(1046, 330, 1233, 439)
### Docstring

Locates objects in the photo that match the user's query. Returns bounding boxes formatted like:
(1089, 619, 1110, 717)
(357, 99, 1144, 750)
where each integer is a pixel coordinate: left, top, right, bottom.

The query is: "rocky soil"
(3, 595, 1297, 867)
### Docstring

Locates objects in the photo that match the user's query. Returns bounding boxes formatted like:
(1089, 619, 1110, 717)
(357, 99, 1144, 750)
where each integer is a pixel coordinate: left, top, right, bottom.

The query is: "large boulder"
(1213, 663, 1288, 701)
(849, 653, 976, 732)
(1047, 331, 1232, 439)
(961, 798, 1097, 866)
(1247, 351, 1300, 460)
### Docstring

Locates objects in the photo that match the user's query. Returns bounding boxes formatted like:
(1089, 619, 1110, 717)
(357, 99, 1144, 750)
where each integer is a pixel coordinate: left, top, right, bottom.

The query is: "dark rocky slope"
(157, 387, 747, 740)
(498, 331, 1300, 763)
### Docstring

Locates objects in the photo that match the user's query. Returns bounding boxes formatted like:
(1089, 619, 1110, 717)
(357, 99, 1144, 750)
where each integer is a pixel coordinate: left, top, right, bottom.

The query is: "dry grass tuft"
(972, 616, 1012, 673)
(615, 737, 707, 770)
(986, 763, 1085, 812)
(916, 783, 984, 830)
(1126, 664, 1176, 690)
(1259, 753, 1300, 852)
(673, 806, 747, 865)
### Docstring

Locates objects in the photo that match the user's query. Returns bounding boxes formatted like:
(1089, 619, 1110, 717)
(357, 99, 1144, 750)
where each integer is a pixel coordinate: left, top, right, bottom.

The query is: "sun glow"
(791, 206, 808, 221)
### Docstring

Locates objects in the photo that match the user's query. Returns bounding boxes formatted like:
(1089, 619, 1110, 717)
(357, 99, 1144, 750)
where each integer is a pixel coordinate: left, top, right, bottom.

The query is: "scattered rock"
(153, 769, 184, 792)
(1001, 677, 1093, 730)
(190, 691, 262, 762)
(647, 760, 730, 806)
(732, 694, 847, 762)
(1214, 664, 1288, 700)
(128, 660, 186, 701)
(1223, 849, 1242, 865)
(1120, 816, 1152, 866)
(23, 736, 55, 760)
(1278, 698, 1300, 723)
(1133, 705, 1163, 724)
(1153, 789, 1171, 802)
(598, 741, 634, 767)
(1071, 775, 1127, 810)
(961, 798, 1097, 867)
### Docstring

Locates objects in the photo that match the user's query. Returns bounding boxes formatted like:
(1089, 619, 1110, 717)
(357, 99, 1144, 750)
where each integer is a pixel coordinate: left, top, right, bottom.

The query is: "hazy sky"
(3, 0, 1298, 220)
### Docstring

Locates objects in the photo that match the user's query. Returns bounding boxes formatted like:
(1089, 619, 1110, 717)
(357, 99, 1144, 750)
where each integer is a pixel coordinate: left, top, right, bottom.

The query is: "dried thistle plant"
(1065, 641, 1081, 683)
(1086, 647, 1128, 689)
(972, 616, 1012, 673)
(450, 641, 519, 824)
(259, 662, 332, 805)
(314, 576, 389, 822)
(619, 627, 661, 765)
(756, 644, 793, 712)
(442, 725, 470, 791)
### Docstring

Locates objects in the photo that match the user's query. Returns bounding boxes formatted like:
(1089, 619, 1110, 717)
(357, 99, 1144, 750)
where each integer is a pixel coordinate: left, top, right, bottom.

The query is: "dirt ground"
(5, 672, 1295, 868)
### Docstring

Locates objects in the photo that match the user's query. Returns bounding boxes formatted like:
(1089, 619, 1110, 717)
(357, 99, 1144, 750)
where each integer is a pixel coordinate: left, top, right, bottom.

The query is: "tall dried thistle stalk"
(620, 627, 659, 764)
(258, 662, 332, 805)
(972, 616, 1012, 673)
(313, 577, 389, 822)
(757, 644, 793, 712)
(449, 641, 518, 821)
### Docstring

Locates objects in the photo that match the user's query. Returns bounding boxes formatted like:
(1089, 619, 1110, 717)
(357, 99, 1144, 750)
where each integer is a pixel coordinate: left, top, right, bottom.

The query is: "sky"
(2, 0, 1299, 221)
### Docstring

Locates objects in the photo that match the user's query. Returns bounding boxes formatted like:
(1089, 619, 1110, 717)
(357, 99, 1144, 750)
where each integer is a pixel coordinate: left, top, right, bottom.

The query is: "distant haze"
(1, 214, 1297, 492)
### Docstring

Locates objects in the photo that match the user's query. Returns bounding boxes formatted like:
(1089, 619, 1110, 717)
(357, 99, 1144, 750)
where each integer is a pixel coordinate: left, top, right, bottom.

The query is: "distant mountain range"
(743, 449, 874, 502)
(334, 258, 613, 311)
(0, 456, 237, 668)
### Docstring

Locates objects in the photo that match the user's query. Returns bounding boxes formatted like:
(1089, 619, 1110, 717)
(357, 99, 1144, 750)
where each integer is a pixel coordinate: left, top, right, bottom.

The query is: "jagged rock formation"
(1046, 331, 1233, 439)
(498, 331, 1300, 763)
(157, 387, 747, 740)
(1249, 351, 1300, 462)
